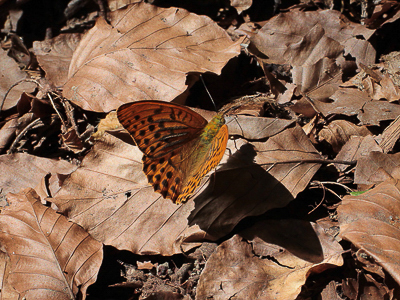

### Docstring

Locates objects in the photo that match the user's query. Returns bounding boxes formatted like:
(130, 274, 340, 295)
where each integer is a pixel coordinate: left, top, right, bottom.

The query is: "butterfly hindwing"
(177, 124, 228, 203)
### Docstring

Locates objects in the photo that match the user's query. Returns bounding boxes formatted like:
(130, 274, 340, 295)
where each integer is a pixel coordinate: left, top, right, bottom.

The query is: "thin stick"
(261, 158, 357, 166)
(308, 181, 326, 214)
(48, 93, 67, 129)
(7, 118, 43, 154)
(199, 75, 217, 111)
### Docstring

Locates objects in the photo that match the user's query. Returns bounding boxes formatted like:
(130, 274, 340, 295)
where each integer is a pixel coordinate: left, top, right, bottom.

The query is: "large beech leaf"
(0, 189, 103, 300)
(50, 133, 205, 255)
(63, 2, 242, 112)
(338, 179, 400, 285)
(196, 220, 343, 300)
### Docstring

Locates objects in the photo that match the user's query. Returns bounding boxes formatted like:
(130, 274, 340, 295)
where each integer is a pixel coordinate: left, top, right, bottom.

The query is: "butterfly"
(117, 101, 228, 204)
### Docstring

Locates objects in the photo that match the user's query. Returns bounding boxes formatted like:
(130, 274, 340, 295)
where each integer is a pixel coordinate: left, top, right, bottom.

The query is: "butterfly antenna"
(200, 74, 218, 112)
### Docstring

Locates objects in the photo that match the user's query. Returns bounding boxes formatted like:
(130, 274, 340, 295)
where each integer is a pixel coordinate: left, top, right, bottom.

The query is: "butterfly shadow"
(188, 143, 294, 237)
(187, 143, 324, 263)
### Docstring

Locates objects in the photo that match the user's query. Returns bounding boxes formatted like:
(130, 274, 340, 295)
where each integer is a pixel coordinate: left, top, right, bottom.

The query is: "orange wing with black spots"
(117, 101, 228, 204)
(177, 123, 228, 204)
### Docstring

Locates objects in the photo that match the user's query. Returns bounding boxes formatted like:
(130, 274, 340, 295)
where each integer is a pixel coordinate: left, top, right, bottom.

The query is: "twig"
(261, 158, 357, 166)
(48, 93, 67, 129)
(7, 118, 43, 154)
(308, 181, 326, 214)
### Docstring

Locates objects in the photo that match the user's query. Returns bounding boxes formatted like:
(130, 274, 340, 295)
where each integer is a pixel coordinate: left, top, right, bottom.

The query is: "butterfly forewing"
(117, 101, 208, 159)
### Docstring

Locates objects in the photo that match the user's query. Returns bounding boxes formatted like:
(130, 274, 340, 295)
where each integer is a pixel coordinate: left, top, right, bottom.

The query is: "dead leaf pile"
(1, 0, 400, 299)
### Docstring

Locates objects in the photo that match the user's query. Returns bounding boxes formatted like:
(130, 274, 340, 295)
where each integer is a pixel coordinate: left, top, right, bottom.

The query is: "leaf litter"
(1, 0, 400, 299)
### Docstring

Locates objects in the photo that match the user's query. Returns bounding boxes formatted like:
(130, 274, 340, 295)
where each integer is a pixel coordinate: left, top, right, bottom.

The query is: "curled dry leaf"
(319, 119, 372, 153)
(0, 49, 36, 111)
(50, 133, 207, 255)
(32, 33, 82, 87)
(0, 188, 103, 300)
(189, 126, 322, 238)
(338, 179, 400, 285)
(354, 151, 400, 185)
(63, 2, 242, 112)
(196, 220, 343, 300)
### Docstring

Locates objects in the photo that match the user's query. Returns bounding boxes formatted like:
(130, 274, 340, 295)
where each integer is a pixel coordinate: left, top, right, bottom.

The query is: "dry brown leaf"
(61, 127, 84, 153)
(347, 64, 400, 102)
(0, 188, 103, 299)
(354, 151, 400, 185)
(249, 10, 374, 67)
(91, 111, 121, 139)
(225, 114, 294, 140)
(379, 115, 400, 153)
(381, 51, 400, 87)
(0, 48, 36, 111)
(315, 87, 400, 125)
(358, 99, 400, 125)
(254, 125, 322, 196)
(49, 132, 206, 255)
(32, 33, 82, 87)
(250, 16, 343, 66)
(341, 34, 376, 66)
(0, 251, 19, 300)
(319, 120, 372, 153)
(292, 57, 342, 102)
(189, 126, 322, 238)
(365, 1, 400, 28)
(338, 179, 400, 285)
(196, 220, 343, 300)
(321, 281, 342, 300)
(108, 0, 140, 11)
(230, 0, 252, 14)
(335, 135, 381, 172)
(379, 74, 400, 101)
(0, 153, 77, 204)
(63, 2, 242, 112)
(0, 118, 18, 152)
